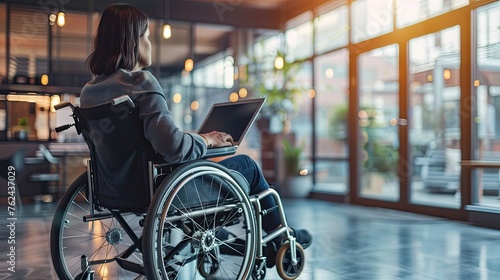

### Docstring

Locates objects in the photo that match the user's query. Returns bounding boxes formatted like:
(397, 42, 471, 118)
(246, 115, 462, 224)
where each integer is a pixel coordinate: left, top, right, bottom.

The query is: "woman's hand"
(200, 131, 233, 148)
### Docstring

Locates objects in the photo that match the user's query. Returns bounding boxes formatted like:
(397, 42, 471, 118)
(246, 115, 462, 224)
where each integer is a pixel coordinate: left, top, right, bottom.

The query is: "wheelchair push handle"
(54, 101, 75, 111)
(55, 124, 74, 133)
(53, 101, 77, 133)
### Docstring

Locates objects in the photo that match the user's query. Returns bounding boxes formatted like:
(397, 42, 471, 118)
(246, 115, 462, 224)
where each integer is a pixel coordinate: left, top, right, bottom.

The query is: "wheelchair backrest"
(75, 97, 158, 212)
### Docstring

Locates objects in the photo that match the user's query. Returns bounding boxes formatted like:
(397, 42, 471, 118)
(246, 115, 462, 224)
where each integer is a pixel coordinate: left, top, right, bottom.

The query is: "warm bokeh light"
(162, 24, 171, 39)
(358, 110, 368, 119)
(274, 56, 284, 70)
(389, 118, 398, 126)
(325, 68, 334, 78)
(50, 95, 60, 112)
(238, 65, 247, 81)
(443, 69, 451, 80)
(48, 13, 56, 25)
(191, 100, 199, 111)
(307, 88, 316, 99)
(299, 169, 309, 176)
(474, 79, 480, 87)
(173, 93, 182, 103)
(427, 74, 433, 82)
(229, 92, 239, 102)
(98, 263, 109, 278)
(41, 74, 49, 86)
(7, 94, 50, 105)
(238, 87, 248, 98)
(57, 11, 65, 27)
(184, 58, 194, 72)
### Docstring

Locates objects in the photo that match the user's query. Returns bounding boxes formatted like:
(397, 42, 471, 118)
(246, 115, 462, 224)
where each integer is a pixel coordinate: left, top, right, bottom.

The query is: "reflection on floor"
(2, 199, 500, 279)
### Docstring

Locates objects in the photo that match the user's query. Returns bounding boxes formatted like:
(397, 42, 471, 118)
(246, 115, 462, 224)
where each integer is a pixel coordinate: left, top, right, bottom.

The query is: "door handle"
(398, 118, 408, 126)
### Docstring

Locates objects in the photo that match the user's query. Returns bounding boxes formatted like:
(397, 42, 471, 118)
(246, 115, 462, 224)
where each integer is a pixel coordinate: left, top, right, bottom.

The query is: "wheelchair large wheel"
(143, 160, 257, 280)
(50, 172, 145, 280)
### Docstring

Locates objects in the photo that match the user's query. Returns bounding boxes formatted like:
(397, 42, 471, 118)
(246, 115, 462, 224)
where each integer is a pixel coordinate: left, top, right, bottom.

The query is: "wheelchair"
(50, 95, 305, 280)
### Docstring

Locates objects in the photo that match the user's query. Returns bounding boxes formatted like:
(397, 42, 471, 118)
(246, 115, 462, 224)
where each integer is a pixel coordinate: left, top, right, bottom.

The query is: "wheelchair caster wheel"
(276, 242, 305, 280)
(252, 259, 266, 280)
(197, 251, 220, 278)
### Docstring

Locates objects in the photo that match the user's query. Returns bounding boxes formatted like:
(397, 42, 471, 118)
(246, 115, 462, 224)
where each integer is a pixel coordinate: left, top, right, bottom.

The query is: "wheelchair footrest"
(115, 257, 145, 275)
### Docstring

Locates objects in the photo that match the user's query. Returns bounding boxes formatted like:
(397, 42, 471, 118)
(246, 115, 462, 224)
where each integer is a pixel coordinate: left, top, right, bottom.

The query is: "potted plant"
(242, 40, 306, 134)
(13, 117, 29, 141)
(282, 139, 312, 198)
(360, 110, 398, 194)
(329, 104, 348, 140)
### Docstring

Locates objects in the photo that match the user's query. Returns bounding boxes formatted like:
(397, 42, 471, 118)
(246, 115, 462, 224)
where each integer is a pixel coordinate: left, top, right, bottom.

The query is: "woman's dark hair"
(87, 4, 148, 76)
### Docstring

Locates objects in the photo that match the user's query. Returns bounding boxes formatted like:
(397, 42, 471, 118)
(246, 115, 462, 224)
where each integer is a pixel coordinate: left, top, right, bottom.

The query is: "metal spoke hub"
(105, 228, 123, 245)
(192, 230, 216, 253)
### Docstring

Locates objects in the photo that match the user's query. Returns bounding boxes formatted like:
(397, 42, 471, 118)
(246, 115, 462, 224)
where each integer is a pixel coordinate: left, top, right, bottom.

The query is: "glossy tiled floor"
(2, 199, 500, 280)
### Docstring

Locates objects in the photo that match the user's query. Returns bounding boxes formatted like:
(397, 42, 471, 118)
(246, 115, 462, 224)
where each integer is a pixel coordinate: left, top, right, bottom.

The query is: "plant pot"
(14, 129, 27, 141)
(362, 172, 385, 194)
(284, 175, 312, 198)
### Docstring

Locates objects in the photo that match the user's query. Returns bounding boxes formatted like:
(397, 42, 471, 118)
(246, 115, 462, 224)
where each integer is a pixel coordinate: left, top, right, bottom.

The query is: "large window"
(473, 1, 500, 208)
(286, 15, 313, 61)
(408, 26, 461, 208)
(8, 5, 48, 83)
(314, 5, 349, 55)
(351, 0, 393, 43)
(314, 49, 349, 193)
(51, 11, 92, 87)
(396, 0, 469, 28)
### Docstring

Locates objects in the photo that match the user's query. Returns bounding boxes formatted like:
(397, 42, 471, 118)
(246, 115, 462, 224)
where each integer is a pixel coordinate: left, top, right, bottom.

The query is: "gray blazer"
(80, 68, 207, 163)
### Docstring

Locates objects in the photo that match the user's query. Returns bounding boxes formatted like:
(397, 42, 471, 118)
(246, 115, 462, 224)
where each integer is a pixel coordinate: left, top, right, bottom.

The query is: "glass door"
(408, 26, 461, 208)
(358, 44, 399, 201)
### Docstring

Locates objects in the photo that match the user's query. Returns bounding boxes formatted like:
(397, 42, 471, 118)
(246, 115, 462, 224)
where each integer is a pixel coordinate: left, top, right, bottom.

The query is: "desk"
(48, 142, 89, 197)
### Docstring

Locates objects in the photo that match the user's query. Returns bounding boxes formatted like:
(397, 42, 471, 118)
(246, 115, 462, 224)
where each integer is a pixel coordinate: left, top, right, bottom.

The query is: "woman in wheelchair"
(50, 3, 311, 280)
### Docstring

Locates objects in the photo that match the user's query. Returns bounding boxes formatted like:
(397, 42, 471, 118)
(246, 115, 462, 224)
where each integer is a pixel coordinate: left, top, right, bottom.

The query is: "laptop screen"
(197, 98, 265, 146)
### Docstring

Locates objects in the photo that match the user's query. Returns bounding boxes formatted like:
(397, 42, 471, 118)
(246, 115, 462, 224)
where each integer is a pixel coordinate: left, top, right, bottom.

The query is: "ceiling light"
(57, 0, 65, 27)
(48, 13, 56, 25)
(57, 11, 65, 27)
(162, 24, 171, 39)
(41, 74, 49, 86)
(163, 0, 171, 39)
(184, 58, 194, 72)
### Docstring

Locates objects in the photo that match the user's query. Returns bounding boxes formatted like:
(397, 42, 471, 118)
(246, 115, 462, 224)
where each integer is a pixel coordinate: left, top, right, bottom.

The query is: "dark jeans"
(219, 154, 280, 232)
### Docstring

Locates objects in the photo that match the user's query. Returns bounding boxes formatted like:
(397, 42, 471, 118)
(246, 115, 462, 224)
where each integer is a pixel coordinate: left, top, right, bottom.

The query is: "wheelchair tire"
(275, 242, 305, 280)
(142, 160, 257, 280)
(50, 172, 145, 280)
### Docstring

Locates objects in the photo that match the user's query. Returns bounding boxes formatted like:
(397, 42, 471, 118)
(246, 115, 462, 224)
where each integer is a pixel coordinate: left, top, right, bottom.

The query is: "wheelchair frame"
(50, 96, 305, 280)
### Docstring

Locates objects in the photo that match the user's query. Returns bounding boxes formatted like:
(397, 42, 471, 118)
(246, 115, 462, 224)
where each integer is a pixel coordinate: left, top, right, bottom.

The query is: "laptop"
(197, 98, 266, 157)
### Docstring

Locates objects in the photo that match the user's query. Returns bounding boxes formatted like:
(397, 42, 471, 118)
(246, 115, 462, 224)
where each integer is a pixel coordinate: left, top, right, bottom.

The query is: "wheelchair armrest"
(202, 146, 237, 159)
